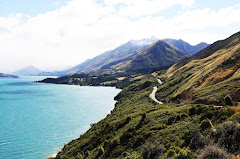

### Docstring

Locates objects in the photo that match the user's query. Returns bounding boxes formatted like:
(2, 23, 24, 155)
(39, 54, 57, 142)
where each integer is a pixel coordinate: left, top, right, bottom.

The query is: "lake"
(0, 76, 120, 159)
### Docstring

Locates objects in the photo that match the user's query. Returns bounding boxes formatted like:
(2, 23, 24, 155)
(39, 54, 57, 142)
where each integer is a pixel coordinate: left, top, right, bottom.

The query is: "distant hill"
(0, 73, 18, 78)
(156, 31, 240, 105)
(14, 66, 43, 76)
(162, 38, 210, 56)
(102, 40, 189, 72)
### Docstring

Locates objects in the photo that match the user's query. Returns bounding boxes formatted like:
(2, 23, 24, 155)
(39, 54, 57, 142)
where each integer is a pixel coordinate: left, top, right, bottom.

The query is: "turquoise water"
(0, 76, 121, 159)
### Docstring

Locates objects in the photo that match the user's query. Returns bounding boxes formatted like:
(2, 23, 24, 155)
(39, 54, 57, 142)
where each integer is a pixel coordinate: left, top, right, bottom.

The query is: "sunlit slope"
(157, 31, 240, 104)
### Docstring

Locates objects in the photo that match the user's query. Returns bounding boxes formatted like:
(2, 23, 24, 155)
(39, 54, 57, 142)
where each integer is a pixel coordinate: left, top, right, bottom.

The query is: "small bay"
(0, 76, 120, 159)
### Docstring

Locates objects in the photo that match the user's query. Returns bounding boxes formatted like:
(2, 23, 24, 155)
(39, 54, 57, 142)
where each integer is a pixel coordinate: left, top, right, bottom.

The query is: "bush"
(230, 113, 240, 123)
(224, 95, 233, 106)
(189, 106, 197, 116)
(85, 150, 91, 157)
(120, 131, 133, 145)
(111, 139, 119, 148)
(212, 121, 240, 153)
(98, 146, 104, 156)
(76, 153, 83, 159)
(183, 129, 205, 150)
(125, 151, 140, 159)
(200, 119, 213, 131)
(142, 142, 165, 159)
(174, 149, 194, 159)
(116, 117, 131, 130)
(197, 145, 229, 159)
(165, 148, 176, 158)
(167, 116, 175, 125)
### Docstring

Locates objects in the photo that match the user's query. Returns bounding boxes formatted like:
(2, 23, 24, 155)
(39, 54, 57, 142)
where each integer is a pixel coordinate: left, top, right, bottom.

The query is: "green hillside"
(155, 31, 240, 105)
(49, 32, 240, 159)
(52, 77, 238, 159)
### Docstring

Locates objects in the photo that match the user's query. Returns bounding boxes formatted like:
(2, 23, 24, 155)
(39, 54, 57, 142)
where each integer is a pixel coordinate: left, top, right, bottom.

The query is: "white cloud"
(104, 0, 194, 18)
(0, 0, 240, 73)
(0, 13, 29, 29)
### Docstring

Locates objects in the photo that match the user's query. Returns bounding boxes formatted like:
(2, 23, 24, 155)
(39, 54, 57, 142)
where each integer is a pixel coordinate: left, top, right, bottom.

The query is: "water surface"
(0, 76, 120, 159)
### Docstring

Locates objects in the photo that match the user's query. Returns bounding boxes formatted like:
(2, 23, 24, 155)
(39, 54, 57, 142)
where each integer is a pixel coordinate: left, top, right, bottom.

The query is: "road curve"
(150, 86, 163, 104)
(149, 79, 163, 104)
(157, 79, 163, 85)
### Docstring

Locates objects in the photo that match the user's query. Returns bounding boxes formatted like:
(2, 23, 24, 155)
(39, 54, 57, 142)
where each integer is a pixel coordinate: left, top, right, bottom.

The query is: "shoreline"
(46, 84, 121, 158)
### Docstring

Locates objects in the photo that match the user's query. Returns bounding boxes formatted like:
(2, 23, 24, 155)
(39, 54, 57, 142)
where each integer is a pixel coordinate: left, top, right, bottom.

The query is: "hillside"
(52, 76, 238, 159)
(0, 73, 18, 78)
(14, 65, 43, 76)
(50, 32, 240, 159)
(101, 40, 189, 72)
(162, 39, 210, 56)
(155, 31, 240, 105)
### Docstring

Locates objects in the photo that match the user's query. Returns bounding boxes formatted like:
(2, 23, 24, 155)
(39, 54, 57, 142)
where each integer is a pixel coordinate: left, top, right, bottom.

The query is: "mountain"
(101, 40, 189, 72)
(40, 40, 189, 88)
(0, 73, 18, 78)
(155, 31, 240, 105)
(162, 38, 210, 56)
(14, 65, 43, 76)
(39, 38, 159, 76)
(40, 38, 208, 76)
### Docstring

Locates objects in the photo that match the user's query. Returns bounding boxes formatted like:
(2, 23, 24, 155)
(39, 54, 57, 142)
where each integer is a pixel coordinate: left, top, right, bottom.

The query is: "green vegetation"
(52, 76, 238, 159)
(48, 32, 240, 159)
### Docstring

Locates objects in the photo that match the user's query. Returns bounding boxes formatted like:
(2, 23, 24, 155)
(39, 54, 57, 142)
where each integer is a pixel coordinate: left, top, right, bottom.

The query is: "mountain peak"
(14, 65, 43, 76)
(129, 37, 159, 46)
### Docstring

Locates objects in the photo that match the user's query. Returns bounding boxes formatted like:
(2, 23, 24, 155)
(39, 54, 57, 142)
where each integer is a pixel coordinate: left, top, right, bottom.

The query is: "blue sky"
(0, 0, 238, 17)
(0, 0, 69, 16)
(0, 0, 239, 73)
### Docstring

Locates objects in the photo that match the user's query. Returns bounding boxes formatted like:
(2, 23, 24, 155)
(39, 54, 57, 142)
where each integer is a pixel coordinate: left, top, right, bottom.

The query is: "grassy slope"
(53, 77, 235, 159)
(154, 32, 240, 105)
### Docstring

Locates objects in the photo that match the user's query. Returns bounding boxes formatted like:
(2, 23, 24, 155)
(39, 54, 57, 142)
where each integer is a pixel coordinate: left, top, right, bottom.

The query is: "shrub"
(200, 119, 213, 131)
(230, 113, 240, 123)
(125, 151, 140, 159)
(224, 95, 233, 106)
(189, 106, 197, 116)
(165, 148, 176, 158)
(167, 116, 175, 125)
(174, 149, 194, 159)
(111, 139, 119, 148)
(183, 129, 205, 150)
(98, 146, 104, 156)
(116, 117, 131, 130)
(134, 135, 145, 147)
(142, 142, 165, 159)
(76, 153, 83, 159)
(141, 113, 147, 121)
(120, 131, 133, 145)
(212, 121, 240, 153)
(197, 145, 229, 159)
(103, 140, 111, 148)
(85, 150, 90, 157)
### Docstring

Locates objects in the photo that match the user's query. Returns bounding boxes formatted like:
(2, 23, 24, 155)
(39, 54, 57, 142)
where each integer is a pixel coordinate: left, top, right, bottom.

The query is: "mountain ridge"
(39, 38, 208, 76)
(14, 65, 43, 76)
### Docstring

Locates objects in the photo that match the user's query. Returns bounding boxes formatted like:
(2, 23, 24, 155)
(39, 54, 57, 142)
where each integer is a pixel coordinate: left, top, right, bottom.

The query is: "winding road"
(149, 79, 163, 104)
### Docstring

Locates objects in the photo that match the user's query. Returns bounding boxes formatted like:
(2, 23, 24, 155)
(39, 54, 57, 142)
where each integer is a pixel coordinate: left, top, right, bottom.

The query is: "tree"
(224, 95, 233, 106)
